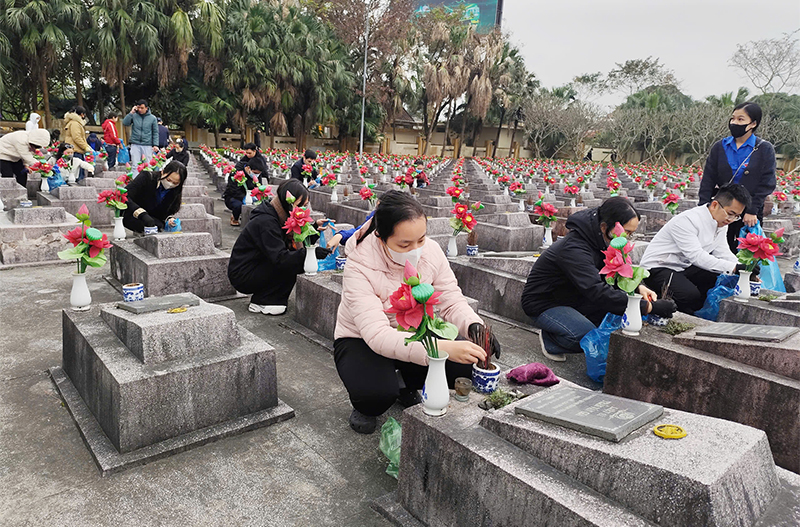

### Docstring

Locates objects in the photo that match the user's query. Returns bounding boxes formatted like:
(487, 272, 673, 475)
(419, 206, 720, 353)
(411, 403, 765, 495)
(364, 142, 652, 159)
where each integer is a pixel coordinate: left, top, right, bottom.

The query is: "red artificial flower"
(600, 246, 634, 279)
(446, 186, 463, 198)
(149, 158, 157, 166)
(754, 239, 781, 261)
(462, 213, 477, 231)
(360, 166, 368, 175)
(663, 193, 679, 205)
(87, 233, 113, 258)
(233, 171, 246, 184)
(386, 283, 425, 330)
(451, 203, 468, 217)
(359, 187, 374, 200)
(64, 226, 85, 247)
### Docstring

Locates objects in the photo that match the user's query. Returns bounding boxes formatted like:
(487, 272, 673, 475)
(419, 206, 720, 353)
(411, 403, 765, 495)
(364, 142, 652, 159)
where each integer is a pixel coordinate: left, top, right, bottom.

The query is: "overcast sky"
(502, 0, 800, 109)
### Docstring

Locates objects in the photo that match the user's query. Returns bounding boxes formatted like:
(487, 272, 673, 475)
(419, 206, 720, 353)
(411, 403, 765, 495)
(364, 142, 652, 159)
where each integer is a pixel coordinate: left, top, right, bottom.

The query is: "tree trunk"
(119, 66, 127, 143)
(492, 107, 506, 158)
(440, 99, 453, 158)
(214, 128, 221, 148)
(72, 50, 84, 109)
(457, 106, 468, 158)
(508, 117, 519, 158)
(40, 68, 52, 129)
(423, 101, 444, 156)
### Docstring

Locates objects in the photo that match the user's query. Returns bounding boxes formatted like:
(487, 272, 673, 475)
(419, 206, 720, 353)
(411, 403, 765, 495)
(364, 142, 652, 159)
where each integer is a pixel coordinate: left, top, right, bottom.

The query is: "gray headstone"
(515, 386, 663, 442)
(133, 232, 215, 259)
(10, 206, 67, 225)
(115, 293, 201, 314)
(695, 322, 800, 343)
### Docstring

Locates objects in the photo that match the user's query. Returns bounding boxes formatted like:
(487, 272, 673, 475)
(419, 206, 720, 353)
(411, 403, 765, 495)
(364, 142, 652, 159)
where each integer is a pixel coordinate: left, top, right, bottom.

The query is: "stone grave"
(374, 383, 799, 526)
(0, 206, 77, 266)
(38, 185, 113, 227)
(603, 314, 800, 473)
(717, 294, 800, 327)
(174, 203, 222, 246)
(50, 293, 294, 474)
(0, 178, 29, 210)
(109, 232, 237, 300)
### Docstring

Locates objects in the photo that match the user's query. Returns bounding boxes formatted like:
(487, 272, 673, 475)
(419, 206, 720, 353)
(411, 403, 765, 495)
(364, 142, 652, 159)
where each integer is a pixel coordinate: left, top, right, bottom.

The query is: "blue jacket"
(699, 137, 776, 216)
(122, 110, 159, 146)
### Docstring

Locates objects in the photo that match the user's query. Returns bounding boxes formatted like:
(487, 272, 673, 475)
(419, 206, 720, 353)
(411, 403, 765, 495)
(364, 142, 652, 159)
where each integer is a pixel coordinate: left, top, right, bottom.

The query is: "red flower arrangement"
(302, 164, 313, 178)
(446, 186, 464, 202)
(281, 192, 318, 246)
(662, 192, 680, 214)
(250, 185, 273, 204)
(450, 201, 484, 235)
(97, 188, 128, 217)
(57, 204, 113, 273)
(533, 200, 558, 227)
(599, 223, 649, 295)
(509, 182, 526, 195)
(232, 170, 247, 186)
(736, 229, 783, 271)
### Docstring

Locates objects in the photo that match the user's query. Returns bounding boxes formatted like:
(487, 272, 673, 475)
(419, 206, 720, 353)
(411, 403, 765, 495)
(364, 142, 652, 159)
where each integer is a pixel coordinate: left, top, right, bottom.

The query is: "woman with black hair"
(521, 197, 676, 362)
(123, 160, 188, 233)
(223, 156, 267, 226)
(227, 179, 331, 315)
(333, 191, 499, 434)
(699, 101, 776, 252)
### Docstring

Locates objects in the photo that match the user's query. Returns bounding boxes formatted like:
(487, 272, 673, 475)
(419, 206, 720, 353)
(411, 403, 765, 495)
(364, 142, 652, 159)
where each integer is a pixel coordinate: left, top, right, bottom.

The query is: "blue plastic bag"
(316, 228, 339, 271)
(738, 222, 786, 292)
(694, 274, 738, 321)
(47, 167, 66, 191)
(164, 218, 182, 233)
(580, 313, 623, 383)
(117, 140, 130, 165)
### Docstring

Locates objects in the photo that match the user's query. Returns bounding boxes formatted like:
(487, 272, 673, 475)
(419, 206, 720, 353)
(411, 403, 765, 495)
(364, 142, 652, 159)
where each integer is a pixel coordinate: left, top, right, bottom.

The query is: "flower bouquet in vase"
(446, 185, 464, 203)
(281, 192, 319, 275)
(321, 172, 338, 202)
(360, 185, 377, 210)
(645, 178, 658, 201)
(448, 202, 483, 257)
(533, 200, 558, 248)
(509, 181, 526, 211)
(57, 205, 113, 310)
(250, 184, 273, 205)
(662, 192, 680, 215)
(599, 223, 649, 335)
(97, 185, 129, 240)
(497, 175, 511, 195)
(734, 228, 783, 302)
(564, 184, 580, 207)
(386, 261, 458, 416)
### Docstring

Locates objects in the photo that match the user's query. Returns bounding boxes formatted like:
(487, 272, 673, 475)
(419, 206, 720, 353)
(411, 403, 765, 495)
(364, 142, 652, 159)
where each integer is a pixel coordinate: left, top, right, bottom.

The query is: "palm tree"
(180, 79, 234, 146)
(63, 0, 91, 110)
(705, 87, 750, 108)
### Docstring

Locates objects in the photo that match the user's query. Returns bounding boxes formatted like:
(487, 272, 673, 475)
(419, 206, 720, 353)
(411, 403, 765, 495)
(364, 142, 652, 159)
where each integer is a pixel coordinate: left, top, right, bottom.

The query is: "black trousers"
(0, 159, 27, 186)
(726, 215, 763, 254)
(229, 260, 299, 306)
(333, 337, 473, 417)
(224, 195, 244, 220)
(645, 266, 720, 314)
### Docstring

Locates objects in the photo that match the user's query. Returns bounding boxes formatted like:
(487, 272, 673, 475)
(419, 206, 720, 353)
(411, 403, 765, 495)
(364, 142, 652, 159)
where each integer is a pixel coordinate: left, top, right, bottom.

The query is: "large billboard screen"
(414, 1, 502, 34)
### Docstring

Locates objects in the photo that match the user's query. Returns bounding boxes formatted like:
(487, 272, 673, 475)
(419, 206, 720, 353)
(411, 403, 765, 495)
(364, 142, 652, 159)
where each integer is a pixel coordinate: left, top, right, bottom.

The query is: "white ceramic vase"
(570, 198, 576, 208)
(113, 215, 126, 241)
(446, 235, 458, 257)
(734, 271, 752, 302)
(621, 294, 643, 336)
(304, 244, 318, 275)
(70, 272, 92, 311)
(331, 187, 338, 202)
(422, 352, 450, 416)
(543, 226, 553, 248)
(40, 177, 49, 193)
(518, 199, 525, 212)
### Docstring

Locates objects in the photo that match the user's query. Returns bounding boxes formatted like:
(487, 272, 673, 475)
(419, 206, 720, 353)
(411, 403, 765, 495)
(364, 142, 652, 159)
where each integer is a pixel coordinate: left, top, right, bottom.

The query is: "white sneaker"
(248, 303, 287, 315)
(538, 330, 567, 362)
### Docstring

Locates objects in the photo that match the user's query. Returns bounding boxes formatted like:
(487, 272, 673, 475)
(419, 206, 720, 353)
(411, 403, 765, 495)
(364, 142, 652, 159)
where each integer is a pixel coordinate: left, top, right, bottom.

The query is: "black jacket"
(699, 137, 776, 217)
(521, 208, 629, 325)
(124, 170, 183, 223)
(166, 148, 190, 167)
(234, 153, 263, 173)
(222, 171, 257, 201)
(227, 200, 307, 285)
(290, 158, 317, 182)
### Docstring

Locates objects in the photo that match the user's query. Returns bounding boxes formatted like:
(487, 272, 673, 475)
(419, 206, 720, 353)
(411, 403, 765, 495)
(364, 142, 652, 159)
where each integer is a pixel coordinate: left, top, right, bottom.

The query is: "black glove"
(468, 323, 501, 359)
(650, 299, 677, 318)
(139, 212, 157, 228)
(314, 246, 331, 259)
(751, 264, 761, 279)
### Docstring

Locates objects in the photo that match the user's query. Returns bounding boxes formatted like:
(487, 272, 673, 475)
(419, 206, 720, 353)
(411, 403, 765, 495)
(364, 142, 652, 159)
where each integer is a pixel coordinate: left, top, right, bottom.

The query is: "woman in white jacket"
(48, 143, 94, 185)
(0, 128, 50, 186)
(25, 113, 41, 132)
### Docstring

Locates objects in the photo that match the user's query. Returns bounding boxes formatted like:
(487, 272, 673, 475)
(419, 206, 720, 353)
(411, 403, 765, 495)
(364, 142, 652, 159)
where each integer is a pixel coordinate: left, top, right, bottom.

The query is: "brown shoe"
(230, 215, 240, 226)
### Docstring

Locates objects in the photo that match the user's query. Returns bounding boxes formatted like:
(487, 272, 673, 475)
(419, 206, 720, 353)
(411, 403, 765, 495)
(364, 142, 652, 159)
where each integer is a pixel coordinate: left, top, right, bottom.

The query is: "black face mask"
(729, 121, 752, 138)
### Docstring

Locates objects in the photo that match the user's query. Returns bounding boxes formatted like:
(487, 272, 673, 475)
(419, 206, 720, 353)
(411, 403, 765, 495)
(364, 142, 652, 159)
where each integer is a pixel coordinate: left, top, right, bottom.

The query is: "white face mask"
(386, 245, 423, 268)
(161, 179, 178, 190)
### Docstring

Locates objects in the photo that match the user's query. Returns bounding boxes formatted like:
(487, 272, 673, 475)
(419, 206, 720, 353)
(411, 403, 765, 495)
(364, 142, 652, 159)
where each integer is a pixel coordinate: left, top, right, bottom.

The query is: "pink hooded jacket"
(334, 220, 483, 366)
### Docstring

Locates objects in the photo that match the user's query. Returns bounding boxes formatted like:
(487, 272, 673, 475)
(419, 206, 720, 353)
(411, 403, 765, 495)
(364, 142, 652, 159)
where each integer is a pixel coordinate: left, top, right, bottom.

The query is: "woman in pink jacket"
(334, 191, 500, 434)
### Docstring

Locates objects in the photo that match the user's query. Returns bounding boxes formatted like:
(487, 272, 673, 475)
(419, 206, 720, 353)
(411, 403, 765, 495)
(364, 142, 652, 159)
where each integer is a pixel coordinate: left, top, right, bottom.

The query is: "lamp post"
(359, 12, 369, 156)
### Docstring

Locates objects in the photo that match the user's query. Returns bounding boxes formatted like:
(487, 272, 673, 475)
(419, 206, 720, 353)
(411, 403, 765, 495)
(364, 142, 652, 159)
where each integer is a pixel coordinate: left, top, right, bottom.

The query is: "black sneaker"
(349, 409, 377, 434)
(397, 389, 422, 408)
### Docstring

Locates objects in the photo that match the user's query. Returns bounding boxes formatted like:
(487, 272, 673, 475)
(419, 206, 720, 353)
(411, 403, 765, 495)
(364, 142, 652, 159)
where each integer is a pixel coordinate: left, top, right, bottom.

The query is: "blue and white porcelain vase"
(422, 352, 450, 416)
(472, 363, 500, 394)
(734, 271, 752, 302)
(122, 283, 144, 302)
(621, 294, 643, 336)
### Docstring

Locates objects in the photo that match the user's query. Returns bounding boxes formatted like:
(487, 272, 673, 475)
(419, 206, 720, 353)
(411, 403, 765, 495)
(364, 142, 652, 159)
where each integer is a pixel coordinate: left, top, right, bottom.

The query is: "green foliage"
(659, 321, 696, 336)
(617, 267, 650, 295)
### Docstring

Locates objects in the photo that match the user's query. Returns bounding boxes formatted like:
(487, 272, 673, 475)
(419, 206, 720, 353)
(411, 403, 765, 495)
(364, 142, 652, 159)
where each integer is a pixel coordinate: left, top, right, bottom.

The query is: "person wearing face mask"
(228, 178, 331, 315)
(521, 197, 674, 362)
(412, 158, 429, 187)
(641, 184, 754, 314)
(698, 101, 776, 252)
(333, 191, 500, 434)
(47, 143, 95, 185)
(224, 156, 267, 226)
(123, 160, 188, 233)
(0, 128, 50, 186)
(290, 149, 318, 184)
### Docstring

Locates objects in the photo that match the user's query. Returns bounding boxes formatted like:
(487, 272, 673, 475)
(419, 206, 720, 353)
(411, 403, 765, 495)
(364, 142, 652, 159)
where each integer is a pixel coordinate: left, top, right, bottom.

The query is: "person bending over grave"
(123, 160, 188, 233)
(234, 143, 261, 174)
(698, 101, 776, 253)
(165, 139, 190, 167)
(224, 156, 267, 226)
(290, 149, 318, 184)
(334, 191, 500, 434)
(0, 128, 50, 186)
(521, 197, 676, 362)
(227, 179, 331, 315)
(411, 159, 429, 187)
(641, 184, 755, 314)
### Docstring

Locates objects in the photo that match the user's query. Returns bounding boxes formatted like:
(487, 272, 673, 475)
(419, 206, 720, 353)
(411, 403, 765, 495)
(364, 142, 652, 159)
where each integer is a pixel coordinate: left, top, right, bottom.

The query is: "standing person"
(123, 160, 188, 233)
(334, 191, 498, 433)
(157, 118, 171, 150)
(62, 106, 91, 181)
(0, 129, 50, 186)
(122, 100, 159, 167)
(290, 149, 318, 183)
(521, 197, 672, 361)
(641, 184, 754, 314)
(25, 113, 41, 132)
(253, 128, 262, 150)
(227, 179, 331, 315)
(699, 101, 776, 252)
(101, 113, 122, 169)
(224, 156, 266, 226)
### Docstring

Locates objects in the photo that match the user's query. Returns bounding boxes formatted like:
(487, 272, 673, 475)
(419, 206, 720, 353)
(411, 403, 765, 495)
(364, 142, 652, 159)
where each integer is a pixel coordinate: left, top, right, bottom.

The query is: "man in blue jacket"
(123, 99, 159, 168)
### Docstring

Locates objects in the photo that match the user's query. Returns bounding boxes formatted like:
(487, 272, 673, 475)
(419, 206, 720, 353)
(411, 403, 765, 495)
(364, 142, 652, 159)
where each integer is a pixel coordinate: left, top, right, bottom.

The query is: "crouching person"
(123, 160, 187, 233)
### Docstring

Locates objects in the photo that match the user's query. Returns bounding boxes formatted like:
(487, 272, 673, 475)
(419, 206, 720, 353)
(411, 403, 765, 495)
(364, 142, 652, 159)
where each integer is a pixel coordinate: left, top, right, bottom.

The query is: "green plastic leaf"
(57, 246, 84, 261)
(403, 317, 428, 345)
(83, 252, 108, 267)
(427, 317, 458, 340)
(411, 283, 434, 304)
(617, 266, 649, 294)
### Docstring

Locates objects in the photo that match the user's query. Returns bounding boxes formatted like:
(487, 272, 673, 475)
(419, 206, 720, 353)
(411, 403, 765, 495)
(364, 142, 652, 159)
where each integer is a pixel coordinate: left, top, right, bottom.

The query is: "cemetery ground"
(0, 196, 598, 526)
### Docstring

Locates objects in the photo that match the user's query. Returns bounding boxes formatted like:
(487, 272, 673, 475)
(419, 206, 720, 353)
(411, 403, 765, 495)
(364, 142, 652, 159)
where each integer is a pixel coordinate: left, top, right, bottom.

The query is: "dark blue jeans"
(529, 306, 596, 355)
(225, 196, 244, 220)
(74, 153, 86, 181)
(105, 144, 118, 169)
